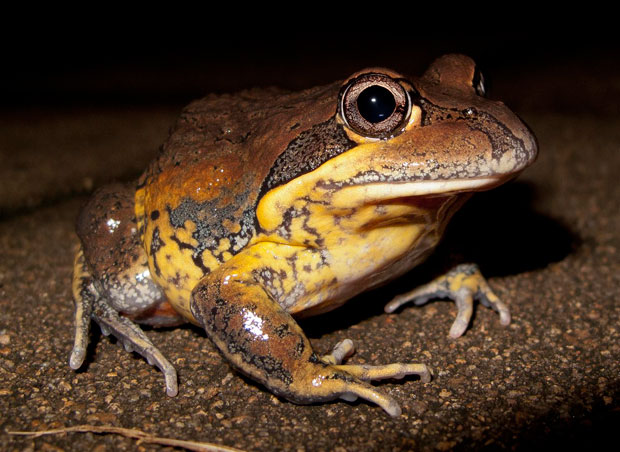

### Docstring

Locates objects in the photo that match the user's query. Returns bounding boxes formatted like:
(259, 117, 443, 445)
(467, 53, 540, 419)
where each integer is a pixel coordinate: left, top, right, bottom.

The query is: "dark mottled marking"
(191, 256, 209, 274)
(228, 340, 293, 385)
(285, 254, 298, 279)
(326, 372, 356, 383)
(150, 210, 160, 221)
(308, 353, 322, 364)
(150, 227, 164, 276)
(169, 235, 194, 251)
(299, 195, 329, 206)
(294, 338, 305, 357)
(277, 205, 324, 246)
(252, 267, 287, 303)
(170, 272, 182, 287)
(168, 235, 210, 274)
(166, 192, 256, 267)
(260, 116, 356, 194)
(191, 286, 230, 334)
(274, 324, 290, 338)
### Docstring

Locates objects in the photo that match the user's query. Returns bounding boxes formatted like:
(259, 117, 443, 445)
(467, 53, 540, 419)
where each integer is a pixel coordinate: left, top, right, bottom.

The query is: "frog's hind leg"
(69, 246, 179, 396)
(69, 246, 96, 371)
(70, 184, 183, 396)
(384, 263, 511, 338)
(190, 261, 430, 417)
(90, 293, 179, 396)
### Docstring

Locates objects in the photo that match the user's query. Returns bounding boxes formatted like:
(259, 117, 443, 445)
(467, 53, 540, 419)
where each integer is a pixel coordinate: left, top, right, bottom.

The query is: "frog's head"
(257, 54, 537, 230)
(332, 54, 536, 202)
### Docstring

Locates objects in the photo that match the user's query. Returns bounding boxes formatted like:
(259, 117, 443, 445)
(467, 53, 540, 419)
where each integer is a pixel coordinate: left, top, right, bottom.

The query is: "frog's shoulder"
(146, 83, 341, 188)
(144, 83, 337, 200)
(137, 81, 349, 263)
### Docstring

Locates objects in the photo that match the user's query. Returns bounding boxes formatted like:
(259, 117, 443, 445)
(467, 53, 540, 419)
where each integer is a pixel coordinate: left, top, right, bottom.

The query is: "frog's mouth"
(331, 175, 507, 206)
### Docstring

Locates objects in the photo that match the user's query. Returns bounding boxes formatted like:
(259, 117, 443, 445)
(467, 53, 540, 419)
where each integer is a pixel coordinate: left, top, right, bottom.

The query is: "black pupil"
(357, 85, 396, 123)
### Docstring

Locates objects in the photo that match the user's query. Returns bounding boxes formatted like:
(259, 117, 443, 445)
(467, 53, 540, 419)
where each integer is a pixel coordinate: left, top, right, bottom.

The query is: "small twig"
(7, 424, 244, 452)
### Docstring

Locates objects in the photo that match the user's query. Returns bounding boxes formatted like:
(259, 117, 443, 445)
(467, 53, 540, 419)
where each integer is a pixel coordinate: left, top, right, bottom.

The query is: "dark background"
(4, 15, 619, 112)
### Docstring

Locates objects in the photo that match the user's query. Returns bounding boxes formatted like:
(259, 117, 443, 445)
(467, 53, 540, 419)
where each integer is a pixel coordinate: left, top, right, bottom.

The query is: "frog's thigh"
(385, 263, 511, 338)
(190, 259, 425, 417)
(69, 246, 179, 396)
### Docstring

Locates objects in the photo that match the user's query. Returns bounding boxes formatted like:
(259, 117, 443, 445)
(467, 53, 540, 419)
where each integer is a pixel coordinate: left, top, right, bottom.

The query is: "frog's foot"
(384, 263, 511, 338)
(91, 297, 179, 397)
(313, 344, 431, 417)
(320, 338, 430, 382)
(320, 339, 356, 365)
(69, 247, 178, 397)
(331, 362, 431, 384)
(302, 362, 430, 417)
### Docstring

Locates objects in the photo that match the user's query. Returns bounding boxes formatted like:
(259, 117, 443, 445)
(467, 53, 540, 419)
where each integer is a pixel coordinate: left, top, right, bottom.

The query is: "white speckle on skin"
(241, 309, 269, 340)
(106, 218, 121, 233)
(312, 375, 325, 387)
(135, 269, 150, 282)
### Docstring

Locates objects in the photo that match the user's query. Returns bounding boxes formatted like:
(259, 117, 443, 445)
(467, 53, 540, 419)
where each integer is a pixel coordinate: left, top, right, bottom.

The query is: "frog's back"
(136, 83, 341, 318)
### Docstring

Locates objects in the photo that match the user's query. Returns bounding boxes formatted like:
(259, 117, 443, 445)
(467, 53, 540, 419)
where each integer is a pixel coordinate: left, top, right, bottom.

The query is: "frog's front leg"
(190, 260, 429, 417)
(385, 263, 511, 338)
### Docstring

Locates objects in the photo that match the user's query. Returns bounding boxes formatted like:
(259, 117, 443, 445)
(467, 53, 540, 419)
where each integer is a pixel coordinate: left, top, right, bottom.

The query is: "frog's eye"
(340, 73, 411, 139)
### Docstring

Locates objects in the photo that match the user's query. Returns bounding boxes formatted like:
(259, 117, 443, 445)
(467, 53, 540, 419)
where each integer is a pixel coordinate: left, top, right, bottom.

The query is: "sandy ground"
(1, 39, 619, 451)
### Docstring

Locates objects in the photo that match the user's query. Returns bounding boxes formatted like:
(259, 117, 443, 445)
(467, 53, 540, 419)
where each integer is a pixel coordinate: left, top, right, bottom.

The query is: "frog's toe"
(333, 362, 431, 383)
(92, 297, 179, 397)
(300, 367, 404, 417)
(69, 298, 91, 370)
(320, 339, 355, 365)
(337, 382, 403, 417)
(69, 247, 95, 370)
(384, 263, 510, 338)
(478, 285, 511, 327)
(448, 289, 476, 338)
(320, 339, 430, 381)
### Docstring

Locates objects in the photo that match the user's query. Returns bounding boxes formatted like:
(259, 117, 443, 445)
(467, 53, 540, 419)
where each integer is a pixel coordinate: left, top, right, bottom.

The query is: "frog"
(68, 54, 537, 417)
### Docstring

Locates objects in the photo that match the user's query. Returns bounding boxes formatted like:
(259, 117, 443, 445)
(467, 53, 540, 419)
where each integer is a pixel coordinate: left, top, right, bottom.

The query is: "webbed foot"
(313, 339, 430, 416)
(91, 297, 179, 397)
(320, 338, 430, 382)
(384, 263, 511, 338)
